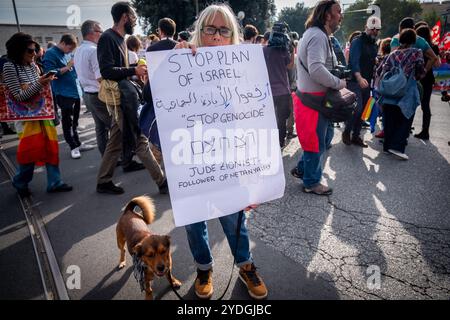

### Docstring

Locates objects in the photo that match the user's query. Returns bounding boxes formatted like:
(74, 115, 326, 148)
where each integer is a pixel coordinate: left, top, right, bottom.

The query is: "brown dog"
(116, 196, 181, 299)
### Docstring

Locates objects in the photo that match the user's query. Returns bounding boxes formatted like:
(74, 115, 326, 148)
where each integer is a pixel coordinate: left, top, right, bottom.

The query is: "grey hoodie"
(296, 26, 345, 93)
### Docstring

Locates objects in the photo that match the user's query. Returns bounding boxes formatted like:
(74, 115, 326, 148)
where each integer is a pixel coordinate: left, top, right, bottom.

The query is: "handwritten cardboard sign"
(147, 44, 285, 227)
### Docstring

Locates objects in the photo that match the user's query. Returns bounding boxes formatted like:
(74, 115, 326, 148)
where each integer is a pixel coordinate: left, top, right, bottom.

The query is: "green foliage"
(132, 0, 276, 36)
(341, 0, 375, 42)
(422, 9, 439, 28)
(277, 2, 310, 36)
(374, 0, 422, 38)
(132, 0, 198, 34)
(341, 0, 422, 43)
(228, 0, 276, 34)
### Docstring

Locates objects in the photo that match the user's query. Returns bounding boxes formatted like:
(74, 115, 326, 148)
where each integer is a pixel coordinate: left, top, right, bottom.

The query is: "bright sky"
(0, 0, 120, 29)
(275, 0, 315, 9)
(275, 0, 357, 10)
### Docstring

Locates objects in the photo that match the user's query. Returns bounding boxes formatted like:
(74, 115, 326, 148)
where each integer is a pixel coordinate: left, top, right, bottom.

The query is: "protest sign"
(147, 44, 285, 226)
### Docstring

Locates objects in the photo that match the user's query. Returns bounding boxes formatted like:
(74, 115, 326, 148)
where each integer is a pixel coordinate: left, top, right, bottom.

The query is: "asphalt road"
(0, 93, 449, 300)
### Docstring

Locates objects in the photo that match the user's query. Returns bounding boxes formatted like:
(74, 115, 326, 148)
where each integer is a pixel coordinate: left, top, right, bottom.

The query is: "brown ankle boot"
(194, 268, 213, 299)
(239, 263, 268, 300)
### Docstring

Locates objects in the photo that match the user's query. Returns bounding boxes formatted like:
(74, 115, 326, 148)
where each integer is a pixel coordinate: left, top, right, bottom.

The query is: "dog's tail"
(125, 196, 155, 225)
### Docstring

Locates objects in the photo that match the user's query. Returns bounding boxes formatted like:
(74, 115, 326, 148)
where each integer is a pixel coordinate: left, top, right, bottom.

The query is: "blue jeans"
(184, 211, 252, 270)
(13, 163, 63, 192)
(345, 81, 370, 139)
(297, 113, 333, 188)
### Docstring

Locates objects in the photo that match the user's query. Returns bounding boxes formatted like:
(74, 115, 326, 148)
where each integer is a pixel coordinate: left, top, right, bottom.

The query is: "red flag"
(440, 32, 450, 51)
(431, 20, 441, 45)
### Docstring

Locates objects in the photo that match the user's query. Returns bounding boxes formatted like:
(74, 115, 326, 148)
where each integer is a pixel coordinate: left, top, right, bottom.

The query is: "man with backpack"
(95, 1, 167, 194)
(263, 23, 295, 148)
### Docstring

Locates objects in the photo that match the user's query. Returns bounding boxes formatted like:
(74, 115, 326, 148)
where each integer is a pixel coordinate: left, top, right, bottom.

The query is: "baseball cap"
(366, 16, 381, 30)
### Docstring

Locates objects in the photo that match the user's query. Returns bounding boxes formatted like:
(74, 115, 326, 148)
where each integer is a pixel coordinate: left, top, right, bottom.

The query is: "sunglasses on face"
(26, 47, 36, 54)
(201, 26, 233, 38)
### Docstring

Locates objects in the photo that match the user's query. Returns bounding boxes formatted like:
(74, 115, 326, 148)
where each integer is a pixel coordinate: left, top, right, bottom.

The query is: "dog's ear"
(163, 235, 171, 246)
(132, 243, 143, 257)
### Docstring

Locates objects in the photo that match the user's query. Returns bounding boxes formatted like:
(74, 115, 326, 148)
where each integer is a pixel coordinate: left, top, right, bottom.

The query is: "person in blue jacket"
(43, 34, 94, 159)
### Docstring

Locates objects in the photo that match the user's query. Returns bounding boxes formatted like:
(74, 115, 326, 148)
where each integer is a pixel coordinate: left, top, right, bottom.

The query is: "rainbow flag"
(368, 101, 379, 133)
(433, 63, 450, 91)
(16, 120, 59, 166)
(361, 96, 375, 121)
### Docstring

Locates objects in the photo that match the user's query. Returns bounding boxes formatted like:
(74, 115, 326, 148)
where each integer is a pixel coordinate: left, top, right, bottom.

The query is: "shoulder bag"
(296, 34, 356, 122)
(98, 44, 131, 120)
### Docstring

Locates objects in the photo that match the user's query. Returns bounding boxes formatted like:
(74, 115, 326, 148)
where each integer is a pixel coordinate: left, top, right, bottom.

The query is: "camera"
(268, 22, 295, 53)
(330, 64, 352, 80)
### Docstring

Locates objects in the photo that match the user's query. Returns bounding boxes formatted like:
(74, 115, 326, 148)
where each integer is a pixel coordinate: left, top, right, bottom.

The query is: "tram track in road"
(0, 147, 69, 300)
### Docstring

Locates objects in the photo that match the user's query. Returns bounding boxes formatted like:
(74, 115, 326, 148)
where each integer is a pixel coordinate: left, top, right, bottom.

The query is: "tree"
(422, 9, 440, 28)
(341, 0, 375, 42)
(132, 0, 198, 34)
(277, 2, 309, 36)
(374, 0, 422, 38)
(341, 0, 422, 43)
(228, 0, 276, 34)
(132, 0, 276, 36)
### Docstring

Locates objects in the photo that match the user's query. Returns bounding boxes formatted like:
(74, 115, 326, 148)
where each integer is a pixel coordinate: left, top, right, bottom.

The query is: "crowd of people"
(0, 0, 449, 300)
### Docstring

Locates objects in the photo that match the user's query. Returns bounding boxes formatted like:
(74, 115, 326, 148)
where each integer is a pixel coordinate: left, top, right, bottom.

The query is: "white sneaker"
(388, 149, 409, 160)
(79, 142, 95, 152)
(71, 147, 81, 159)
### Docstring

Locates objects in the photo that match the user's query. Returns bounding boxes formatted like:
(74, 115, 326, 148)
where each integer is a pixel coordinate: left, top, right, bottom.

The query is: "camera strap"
(299, 28, 336, 76)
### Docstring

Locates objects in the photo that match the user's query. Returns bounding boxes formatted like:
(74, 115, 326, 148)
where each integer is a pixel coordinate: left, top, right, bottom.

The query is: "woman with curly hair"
(2, 32, 72, 196)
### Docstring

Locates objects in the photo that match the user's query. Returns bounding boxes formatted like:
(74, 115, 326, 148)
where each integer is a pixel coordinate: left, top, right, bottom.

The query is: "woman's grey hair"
(190, 3, 241, 47)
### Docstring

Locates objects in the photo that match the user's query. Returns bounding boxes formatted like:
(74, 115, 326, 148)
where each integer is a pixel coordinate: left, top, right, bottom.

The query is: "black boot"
(414, 132, 429, 140)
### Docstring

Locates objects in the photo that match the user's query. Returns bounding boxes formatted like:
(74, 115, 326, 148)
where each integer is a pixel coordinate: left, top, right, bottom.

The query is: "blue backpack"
(378, 59, 408, 98)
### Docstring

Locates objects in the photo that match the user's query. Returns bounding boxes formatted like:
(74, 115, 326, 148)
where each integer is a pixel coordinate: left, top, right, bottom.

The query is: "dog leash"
(169, 210, 243, 300)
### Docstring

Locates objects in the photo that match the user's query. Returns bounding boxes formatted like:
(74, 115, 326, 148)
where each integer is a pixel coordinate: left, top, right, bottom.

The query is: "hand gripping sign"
(146, 44, 285, 226)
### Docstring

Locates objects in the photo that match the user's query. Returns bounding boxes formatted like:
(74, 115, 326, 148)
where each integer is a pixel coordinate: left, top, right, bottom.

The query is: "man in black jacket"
(96, 1, 167, 194)
(140, 18, 178, 152)
(147, 18, 177, 52)
(342, 16, 380, 148)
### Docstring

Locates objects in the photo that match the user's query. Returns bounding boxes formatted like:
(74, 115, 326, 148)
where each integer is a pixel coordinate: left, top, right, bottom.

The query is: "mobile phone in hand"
(45, 70, 57, 78)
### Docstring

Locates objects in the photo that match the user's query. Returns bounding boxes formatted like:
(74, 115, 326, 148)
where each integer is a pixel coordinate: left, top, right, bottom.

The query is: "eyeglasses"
(26, 47, 36, 54)
(201, 26, 233, 38)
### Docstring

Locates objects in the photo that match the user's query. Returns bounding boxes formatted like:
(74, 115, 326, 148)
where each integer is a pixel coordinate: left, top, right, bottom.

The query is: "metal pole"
(195, 0, 199, 19)
(12, 0, 20, 32)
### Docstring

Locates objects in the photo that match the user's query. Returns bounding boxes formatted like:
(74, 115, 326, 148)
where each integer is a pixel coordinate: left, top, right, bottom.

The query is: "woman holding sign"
(2, 33, 72, 197)
(175, 4, 268, 300)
